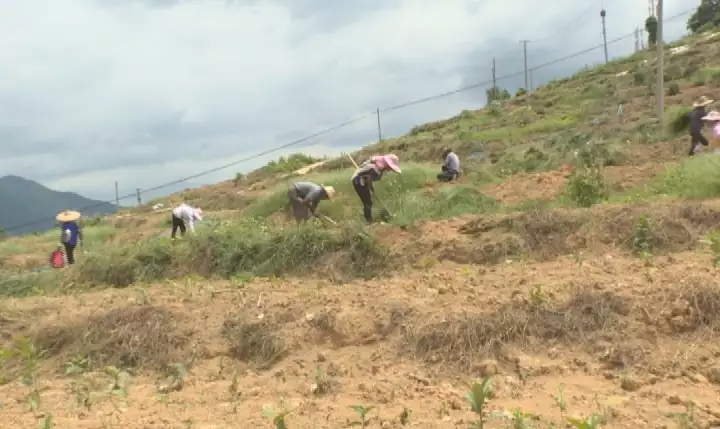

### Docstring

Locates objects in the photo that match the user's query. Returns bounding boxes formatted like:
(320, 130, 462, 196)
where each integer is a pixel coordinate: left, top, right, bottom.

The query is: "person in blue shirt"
(56, 210, 83, 265)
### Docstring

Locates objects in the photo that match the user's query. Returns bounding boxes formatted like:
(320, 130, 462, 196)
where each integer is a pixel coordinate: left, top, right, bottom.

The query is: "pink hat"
(371, 154, 401, 173)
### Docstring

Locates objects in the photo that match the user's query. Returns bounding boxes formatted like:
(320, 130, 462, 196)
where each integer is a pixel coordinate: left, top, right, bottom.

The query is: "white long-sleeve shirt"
(172, 204, 200, 231)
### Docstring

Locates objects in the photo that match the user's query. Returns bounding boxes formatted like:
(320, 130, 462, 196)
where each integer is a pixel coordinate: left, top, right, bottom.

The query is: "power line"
(2, 7, 695, 233)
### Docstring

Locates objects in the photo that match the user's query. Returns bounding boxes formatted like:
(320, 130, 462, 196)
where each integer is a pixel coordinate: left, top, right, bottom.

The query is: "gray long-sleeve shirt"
(444, 152, 460, 173)
(292, 182, 325, 211)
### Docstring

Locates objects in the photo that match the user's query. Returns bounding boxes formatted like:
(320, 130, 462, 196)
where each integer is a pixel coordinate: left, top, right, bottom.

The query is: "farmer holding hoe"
(287, 182, 336, 224)
(350, 154, 401, 224)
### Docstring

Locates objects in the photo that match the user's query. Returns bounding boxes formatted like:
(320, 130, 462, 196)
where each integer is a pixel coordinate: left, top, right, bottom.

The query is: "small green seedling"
(567, 414, 601, 429)
(508, 409, 536, 429)
(64, 355, 88, 375)
(553, 384, 567, 420)
(466, 376, 493, 428)
(700, 231, 720, 267)
(348, 405, 374, 427)
(399, 407, 410, 426)
(38, 414, 52, 429)
(263, 406, 290, 429)
(103, 366, 130, 397)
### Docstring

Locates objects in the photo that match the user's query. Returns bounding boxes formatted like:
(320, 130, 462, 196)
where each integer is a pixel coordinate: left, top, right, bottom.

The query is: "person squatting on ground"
(56, 210, 83, 265)
(171, 203, 203, 238)
(350, 154, 401, 224)
(287, 182, 335, 223)
(437, 148, 460, 182)
(688, 96, 713, 156)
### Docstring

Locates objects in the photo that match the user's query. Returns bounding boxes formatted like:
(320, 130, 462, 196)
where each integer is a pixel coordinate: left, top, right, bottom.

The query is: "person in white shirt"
(171, 203, 203, 238)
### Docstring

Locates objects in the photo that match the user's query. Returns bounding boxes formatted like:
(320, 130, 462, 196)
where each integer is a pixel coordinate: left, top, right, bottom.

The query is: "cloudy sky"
(0, 0, 697, 205)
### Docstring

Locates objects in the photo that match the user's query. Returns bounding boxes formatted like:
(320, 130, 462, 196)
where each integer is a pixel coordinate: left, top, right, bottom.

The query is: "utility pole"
(519, 40, 529, 91)
(634, 27, 639, 52)
(656, 0, 664, 129)
(375, 107, 382, 142)
(640, 28, 645, 49)
(601, 9, 608, 63)
(115, 181, 119, 207)
(492, 57, 497, 93)
(136, 188, 142, 205)
(529, 70, 533, 92)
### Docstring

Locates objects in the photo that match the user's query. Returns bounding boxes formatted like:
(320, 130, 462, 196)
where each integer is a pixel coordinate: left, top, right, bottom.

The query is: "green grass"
(244, 163, 499, 225)
(651, 155, 720, 199)
(72, 219, 389, 288)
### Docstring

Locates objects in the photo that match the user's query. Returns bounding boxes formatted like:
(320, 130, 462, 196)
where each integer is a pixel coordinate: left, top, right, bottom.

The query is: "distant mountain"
(0, 175, 117, 236)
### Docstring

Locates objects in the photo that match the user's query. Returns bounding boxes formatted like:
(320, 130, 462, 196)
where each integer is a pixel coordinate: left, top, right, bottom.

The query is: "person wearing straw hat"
(171, 203, 203, 238)
(56, 210, 83, 266)
(350, 154, 401, 224)
(287, 182, 336, 223)
(688, 96, 713, 156)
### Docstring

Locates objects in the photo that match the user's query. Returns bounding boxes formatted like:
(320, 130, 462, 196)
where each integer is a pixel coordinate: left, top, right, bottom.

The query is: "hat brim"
(694, 99, 714, 107)
(321, 186, 335, 199)
(56, 211, 81, 222)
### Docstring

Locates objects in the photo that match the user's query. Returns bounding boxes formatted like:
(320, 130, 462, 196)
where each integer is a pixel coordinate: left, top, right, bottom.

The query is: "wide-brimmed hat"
(56, 210, 81, 223)
(194, 208, 203, 221)
(371, 154, 401, 173)
(702, 110, 720, 121)
(321, 185, 336, 199)
(693, 96, 714, 108)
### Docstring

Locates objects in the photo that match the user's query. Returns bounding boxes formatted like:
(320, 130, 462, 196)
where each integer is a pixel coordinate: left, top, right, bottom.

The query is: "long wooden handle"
(347, 154, 359, 168)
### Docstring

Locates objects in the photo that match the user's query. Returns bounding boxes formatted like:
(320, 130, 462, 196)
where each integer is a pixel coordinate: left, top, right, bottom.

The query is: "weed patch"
(31, 305, 189, 371)
(404, 288, 629, 368)
(221, 316, 287, 368)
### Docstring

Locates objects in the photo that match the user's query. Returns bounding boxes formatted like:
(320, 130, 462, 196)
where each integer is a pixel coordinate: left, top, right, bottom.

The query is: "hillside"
(0, 175, 117, 236)
(5, 26, 720, 429)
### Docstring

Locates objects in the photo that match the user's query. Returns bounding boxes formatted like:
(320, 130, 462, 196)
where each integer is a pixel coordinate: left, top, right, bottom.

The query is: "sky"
(0, 0, 698, 206)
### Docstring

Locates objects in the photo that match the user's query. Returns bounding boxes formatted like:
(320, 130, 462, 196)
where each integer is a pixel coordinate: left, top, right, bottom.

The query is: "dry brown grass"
(403, 287, 630, 368)
(221, 315, 287, 368)
(32, 304, 190, 371)
(452, 201, 720, 264)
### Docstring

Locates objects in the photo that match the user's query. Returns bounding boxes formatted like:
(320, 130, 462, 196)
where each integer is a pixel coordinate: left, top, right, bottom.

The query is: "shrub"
(633, 71, 646, 85)
(652, 156, 720, 199)
(73, 220, 390, 287)
(563, 166, 607, 208)
(665, 106, 691, 135)
(666, 81, 680, 96)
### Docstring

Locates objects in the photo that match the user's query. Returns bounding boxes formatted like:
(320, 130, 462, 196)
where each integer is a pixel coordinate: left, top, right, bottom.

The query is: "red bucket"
(50, 249, 65, 268)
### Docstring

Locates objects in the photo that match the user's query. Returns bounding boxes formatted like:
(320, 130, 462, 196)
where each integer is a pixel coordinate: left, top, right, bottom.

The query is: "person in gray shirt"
(437, 148, 460, 182)
(287, 182, 336, 223)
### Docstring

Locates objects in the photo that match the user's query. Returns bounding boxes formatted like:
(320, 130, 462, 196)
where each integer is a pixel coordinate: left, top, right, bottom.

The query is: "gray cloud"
(0, 0, 700, 204)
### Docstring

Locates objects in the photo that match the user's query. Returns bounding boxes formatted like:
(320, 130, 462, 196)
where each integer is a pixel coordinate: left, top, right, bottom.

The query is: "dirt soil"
(481, 162, 669, 205)
(3, 250, 720, 428)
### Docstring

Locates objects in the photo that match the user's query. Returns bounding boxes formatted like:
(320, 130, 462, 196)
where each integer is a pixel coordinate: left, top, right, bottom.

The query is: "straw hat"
(56, 210, 81, 222)
(321, 185, 336, 199)
(693, 96, 714, 108)
(702, 110, 720, 121)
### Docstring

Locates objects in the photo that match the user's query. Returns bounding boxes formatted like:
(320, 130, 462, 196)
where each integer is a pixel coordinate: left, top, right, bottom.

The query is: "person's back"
(61, 221, 79, 246)
(292, 182, 323, 198)
(445, 152, 460, 173)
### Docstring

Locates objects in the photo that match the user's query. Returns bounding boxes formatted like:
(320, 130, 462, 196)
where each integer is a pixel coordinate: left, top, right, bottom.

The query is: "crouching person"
(437, 148, 460, 182)
(287, 182, 335, 223)
(171, 203, 203, 238)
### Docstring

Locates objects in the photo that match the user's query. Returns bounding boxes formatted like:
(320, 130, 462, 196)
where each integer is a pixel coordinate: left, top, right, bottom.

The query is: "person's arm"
(187, 215, 195, 232)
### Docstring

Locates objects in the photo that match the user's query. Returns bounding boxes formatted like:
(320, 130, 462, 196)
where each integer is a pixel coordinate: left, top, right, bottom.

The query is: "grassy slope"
(3, 31, 720, 284)
(6, 29, 720, 429)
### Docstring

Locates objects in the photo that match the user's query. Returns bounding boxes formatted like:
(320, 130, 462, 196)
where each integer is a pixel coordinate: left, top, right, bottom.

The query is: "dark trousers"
(353, 182, 373, 223)
(171, 214, 186, 238)
(437, 167, 459, 182)
(63, 243, 76, 265)
(689, 132, 709, 156)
